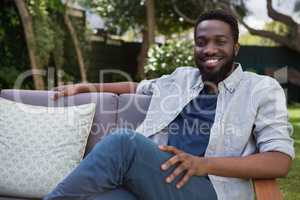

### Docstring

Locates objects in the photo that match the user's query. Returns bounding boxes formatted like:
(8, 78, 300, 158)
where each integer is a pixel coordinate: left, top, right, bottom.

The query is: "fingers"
(165, 163, 186, 183)
(176, 170, 193, 189)
(163, 161, 193, 189)
(159, 145, 181, 154)
(160, 149, 196, 189)
(52, 85, 65, 91)
(51, 85, 65, 101)
(52, 91, 64, 101)
(161, 154, 181, 170)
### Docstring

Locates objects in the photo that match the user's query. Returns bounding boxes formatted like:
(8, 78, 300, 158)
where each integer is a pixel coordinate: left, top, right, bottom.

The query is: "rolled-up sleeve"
(253, 78, 295, 159)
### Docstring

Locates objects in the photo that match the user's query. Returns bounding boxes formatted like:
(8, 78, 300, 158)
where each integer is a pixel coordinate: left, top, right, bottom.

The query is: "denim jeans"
(44, 129, 217, 200)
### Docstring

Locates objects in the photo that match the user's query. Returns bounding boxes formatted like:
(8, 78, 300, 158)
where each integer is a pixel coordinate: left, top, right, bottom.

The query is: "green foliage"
(79, 0, 193, 35)
(239, 21, 289, 46)
(50, 15, 66, 71)
(31, 0, 92, 84)
(239, 34, 276, 46)
(79, 0, 145, 34)
(28, 0, 47, 16)
(0, 67, 33, 89)
(32, 16, 56, 67)
(0, 1, 32, 89)
(62, 14, 92, 82)
(0, 0, 91, 89)
(27, 0, 91, 82)
(153, 1, 195, 35)
(28, 0, 65, 68)
(279, 106, 300, 199)
(145, 39, 194, 78)
(260, 21, 289, 46)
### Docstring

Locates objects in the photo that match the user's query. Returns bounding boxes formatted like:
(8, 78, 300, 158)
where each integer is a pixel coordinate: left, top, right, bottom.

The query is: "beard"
(197, 53, 236, 84)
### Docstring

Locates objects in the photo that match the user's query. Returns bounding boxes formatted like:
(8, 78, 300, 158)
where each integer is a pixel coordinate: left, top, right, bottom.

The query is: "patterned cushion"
(0, 97, 96, 198)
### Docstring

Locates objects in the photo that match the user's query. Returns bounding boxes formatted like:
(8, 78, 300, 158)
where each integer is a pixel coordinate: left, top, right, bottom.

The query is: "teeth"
(205, 59, 219, 64)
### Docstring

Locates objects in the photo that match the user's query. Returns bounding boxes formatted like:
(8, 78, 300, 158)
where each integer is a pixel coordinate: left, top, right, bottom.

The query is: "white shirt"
(135, 64, 294, 200)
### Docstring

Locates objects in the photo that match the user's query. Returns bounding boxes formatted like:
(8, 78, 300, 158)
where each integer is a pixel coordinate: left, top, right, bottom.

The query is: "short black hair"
(194, 10, 239, 43)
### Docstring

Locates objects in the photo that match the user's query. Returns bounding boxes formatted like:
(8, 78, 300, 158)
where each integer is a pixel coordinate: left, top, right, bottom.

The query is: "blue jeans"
(44, 129, 217, 200)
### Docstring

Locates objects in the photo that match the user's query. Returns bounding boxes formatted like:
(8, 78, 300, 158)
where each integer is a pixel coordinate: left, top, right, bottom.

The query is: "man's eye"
(196, 40, 206, 46)
(216, 40, 226, 45)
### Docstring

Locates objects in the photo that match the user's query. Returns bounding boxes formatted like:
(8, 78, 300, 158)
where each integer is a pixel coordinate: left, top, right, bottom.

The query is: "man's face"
(194, 19, 239, 83)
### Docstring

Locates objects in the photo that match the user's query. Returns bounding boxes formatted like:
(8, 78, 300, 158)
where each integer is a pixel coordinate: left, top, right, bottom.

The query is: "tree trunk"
(136, 0, 156, 79)
(137, 30, 149, 79)
(14, 0, 45, 90)
(146, 0, 156, 45)
(64, 1, 87, 83)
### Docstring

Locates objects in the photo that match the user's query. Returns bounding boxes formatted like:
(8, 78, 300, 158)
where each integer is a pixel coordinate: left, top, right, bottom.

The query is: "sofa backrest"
(117, 94, 151, 130)
(0, 90, 152, 156)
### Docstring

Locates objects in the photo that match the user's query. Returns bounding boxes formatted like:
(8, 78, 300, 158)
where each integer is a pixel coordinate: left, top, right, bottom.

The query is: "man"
(45, 10, 294, 200)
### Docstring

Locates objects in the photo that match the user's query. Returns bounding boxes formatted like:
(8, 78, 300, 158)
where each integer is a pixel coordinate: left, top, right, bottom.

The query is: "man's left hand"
(159, 145, 207, 189)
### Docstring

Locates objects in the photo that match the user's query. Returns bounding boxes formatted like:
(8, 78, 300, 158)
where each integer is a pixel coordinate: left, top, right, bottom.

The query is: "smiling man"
(194, 18, 239, 83)
(45, 10, 294, 200)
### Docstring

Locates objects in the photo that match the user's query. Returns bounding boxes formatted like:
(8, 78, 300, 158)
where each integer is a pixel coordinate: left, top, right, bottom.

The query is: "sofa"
(0, 89, 283, 200)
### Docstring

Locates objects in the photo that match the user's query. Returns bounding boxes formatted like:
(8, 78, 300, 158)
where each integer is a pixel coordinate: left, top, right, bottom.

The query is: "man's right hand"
(52, 84, 79, 100)
(52, 82, 138, 101)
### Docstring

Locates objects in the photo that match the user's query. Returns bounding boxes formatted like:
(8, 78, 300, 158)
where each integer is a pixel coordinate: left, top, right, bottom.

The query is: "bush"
(145, 39, 195, 78)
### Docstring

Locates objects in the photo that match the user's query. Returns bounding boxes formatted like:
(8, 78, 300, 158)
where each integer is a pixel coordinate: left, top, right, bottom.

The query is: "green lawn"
(279, 105, 300, 199)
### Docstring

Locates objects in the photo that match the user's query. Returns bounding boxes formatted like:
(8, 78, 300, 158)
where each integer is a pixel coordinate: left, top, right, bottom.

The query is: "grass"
(278, 104, 300, 199)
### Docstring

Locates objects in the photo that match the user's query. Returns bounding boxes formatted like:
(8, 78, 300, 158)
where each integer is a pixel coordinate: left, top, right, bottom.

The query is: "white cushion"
(0, 97, 96, 198)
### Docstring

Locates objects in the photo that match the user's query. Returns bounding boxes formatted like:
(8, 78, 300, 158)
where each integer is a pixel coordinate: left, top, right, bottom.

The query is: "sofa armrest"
(254, 179, 283, 200)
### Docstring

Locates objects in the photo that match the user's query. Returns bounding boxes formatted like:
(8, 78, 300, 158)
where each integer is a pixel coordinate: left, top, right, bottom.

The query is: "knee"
(109, 128, 137, 140)
(88, 129, 138, 159)
(93, 129, 146, 154)
(103, 128, 140, 146)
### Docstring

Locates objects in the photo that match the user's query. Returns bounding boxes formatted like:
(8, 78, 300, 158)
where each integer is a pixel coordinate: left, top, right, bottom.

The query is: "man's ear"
(234, 43, 240, 56)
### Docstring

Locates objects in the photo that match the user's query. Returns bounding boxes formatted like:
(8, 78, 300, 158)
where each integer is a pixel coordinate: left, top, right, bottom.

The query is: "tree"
(14, 0, 45, 90)
(64, 0, 87, 82)
(29, 0, 88, 84)
(13, 0, 69, 89)
(239, 21, 289, 46)
(78, 0, 194, 79)
(171, 0, 300, 53)
(2, 0, 90, 89)
(146, 0, 156, 45)
(136, 0, 156, 78)
(236, 0, 300, 53)
(0, 0, 31, 89)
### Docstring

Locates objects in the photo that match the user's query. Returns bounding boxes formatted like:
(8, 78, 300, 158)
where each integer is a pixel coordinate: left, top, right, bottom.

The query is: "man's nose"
(203, 44, 218, 55)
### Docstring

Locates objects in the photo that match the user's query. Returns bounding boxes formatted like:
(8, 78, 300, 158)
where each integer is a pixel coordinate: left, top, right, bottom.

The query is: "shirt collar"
(219, 63, 243, 93)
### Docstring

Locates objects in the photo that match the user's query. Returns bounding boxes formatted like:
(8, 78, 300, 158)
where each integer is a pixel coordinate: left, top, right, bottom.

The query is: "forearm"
(202, 151, 292, 179)
(76, 82, 138, 94)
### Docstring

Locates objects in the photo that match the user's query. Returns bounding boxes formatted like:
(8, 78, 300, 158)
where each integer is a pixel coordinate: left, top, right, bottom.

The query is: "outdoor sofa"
(0, 89, 284, 200)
